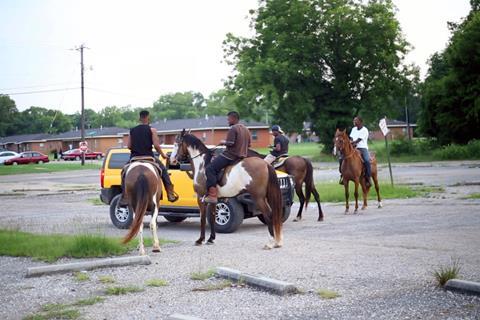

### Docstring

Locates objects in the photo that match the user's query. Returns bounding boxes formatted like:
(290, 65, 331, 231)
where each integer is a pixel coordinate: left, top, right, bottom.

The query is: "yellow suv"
(100, 146, 294, 233)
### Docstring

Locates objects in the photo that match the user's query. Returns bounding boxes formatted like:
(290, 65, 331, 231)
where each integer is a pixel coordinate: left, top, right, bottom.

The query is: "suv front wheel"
(210, 198, 244, 233)
(110, 194, 133, 229)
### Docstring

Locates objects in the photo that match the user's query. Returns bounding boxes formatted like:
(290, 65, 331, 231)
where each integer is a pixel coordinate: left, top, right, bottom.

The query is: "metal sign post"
(379, 117, 394, 187)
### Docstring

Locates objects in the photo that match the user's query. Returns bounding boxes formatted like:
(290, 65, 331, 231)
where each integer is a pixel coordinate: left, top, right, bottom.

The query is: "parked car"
(0, 151, 20, 164)
(100, 147, 295, 233)
(4, 151, 50, 165)
(61, 149, 104, 161)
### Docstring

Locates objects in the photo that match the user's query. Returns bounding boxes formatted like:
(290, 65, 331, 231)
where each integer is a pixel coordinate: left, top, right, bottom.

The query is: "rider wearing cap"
(264, 125, 289, 164)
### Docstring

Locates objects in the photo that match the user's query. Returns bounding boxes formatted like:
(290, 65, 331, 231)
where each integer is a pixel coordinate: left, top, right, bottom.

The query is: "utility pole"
(76, 44, 88, 165)
(405, 96, 411, 141)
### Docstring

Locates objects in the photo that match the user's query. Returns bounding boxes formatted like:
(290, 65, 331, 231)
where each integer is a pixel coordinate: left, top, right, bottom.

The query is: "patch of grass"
(72, 296, 105, 306)
(105, 286, 144, 295)
(24, 303, 81, 320)
(190, 269, 216, 281)
(73, 271, 90, 282)
(462, 193, 480, 199)
(0, 162, 101, 176)
(88, 198, 103, 206)
(0, 229, 175, 262)
(192, 280, 232, 291)
(433, 259, 462, 287)
(312, 182, 422, 203)
(98, 275, 115, 284)
(145, 279, 169, 287)
(317, 289, 341, 299)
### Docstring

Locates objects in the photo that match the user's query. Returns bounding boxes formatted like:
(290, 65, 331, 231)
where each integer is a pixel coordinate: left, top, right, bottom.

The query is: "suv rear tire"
(110, 194, 133, 229)
(257, 205, 291, 224)
(211, 198, 244, 233)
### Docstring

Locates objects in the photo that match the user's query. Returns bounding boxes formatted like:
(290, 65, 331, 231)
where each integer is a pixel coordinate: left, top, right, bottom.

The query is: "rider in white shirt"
(350, 116, 371, 187)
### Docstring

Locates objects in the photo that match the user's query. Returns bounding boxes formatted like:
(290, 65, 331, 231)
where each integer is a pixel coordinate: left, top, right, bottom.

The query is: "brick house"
(370, 119, 417, 140)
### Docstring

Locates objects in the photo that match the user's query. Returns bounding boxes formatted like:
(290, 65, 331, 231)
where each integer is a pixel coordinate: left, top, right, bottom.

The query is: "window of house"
(252, 130, 258, 141)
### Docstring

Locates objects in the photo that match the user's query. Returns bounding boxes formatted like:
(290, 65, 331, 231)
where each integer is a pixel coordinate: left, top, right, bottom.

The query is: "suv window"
(108, 153, 130, 169)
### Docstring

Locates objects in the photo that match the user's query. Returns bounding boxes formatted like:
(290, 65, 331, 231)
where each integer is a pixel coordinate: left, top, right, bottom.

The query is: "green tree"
(152, 92, 205, 120)
(204, 89, 236, 117)
(224, 0, 414, 150)
(0, 95, 19, 136)
(419, 4, 480, 144)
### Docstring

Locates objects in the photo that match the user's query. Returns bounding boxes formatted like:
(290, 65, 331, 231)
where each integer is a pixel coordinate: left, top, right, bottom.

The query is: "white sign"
(79, 141, 88, 152)
(379, 118, 390, 136)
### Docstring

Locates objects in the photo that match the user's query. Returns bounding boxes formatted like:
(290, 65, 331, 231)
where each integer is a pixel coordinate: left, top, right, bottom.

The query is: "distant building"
(0, 116, 270, 154)
(370, 119, 417, 140)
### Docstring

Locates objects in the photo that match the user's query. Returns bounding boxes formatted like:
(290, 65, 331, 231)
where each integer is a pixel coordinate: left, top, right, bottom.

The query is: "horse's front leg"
(196, 199, 206, 245)
(344, 181, 350, 214)
(206, 203, 216, 244)
(361, 181, 368, 211)
(150, 197, 161, 253)
(353, 179, 359, 214)
(293, 184, 305, 222)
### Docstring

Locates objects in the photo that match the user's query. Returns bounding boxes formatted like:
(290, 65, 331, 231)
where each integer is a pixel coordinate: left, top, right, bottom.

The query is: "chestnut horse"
(122, 160, 163, 255)
(248, 150, 324, 222)
(334, 129, 382, 214)
(170, 130, 283, 249)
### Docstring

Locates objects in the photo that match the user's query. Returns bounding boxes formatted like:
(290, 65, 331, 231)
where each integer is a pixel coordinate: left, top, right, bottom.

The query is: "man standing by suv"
(120, 110, 178, 205)
(204, 111, 251, 204)
(264, 125, 289, 164)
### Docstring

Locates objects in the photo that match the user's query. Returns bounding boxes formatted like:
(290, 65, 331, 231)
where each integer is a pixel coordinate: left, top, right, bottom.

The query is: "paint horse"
(122, 159, 163, 255)
(170, 129, 284, 249)
(334, 129, 382, 213)
(248, 150, 324, 222)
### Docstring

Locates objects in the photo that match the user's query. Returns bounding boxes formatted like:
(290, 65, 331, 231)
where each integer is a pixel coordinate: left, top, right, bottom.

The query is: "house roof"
(150, 116, 268, 134)
(0, 133, 51, 145)
(48, 127, 126, 140)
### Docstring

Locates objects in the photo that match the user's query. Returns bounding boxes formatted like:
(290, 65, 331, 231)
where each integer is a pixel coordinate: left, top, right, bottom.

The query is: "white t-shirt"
(350, 126, 369, 149)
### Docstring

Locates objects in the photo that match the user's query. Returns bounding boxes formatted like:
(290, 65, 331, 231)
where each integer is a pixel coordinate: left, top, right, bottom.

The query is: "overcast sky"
(0, 0, 471, 114)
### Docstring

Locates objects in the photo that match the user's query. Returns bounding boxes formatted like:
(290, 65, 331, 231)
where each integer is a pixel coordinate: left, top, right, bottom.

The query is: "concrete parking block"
(216, 266, 298, 295)
(26, 255, 151, 278)
(445, 279, 480, 296)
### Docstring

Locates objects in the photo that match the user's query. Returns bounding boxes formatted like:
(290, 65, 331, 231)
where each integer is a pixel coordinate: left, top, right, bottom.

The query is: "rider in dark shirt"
(120, 110, 178, 205)
(264, 125, 289, 164)
(204, 111, 251, 203)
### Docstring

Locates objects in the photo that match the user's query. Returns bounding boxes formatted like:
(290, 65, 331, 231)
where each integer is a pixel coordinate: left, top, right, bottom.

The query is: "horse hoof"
(317, 217, 324, 222)
(206, 240, 215, 245)
(274, 243, 283, 248)
(361, 206, 367, 210)
(378, 202, 383, 208)
(344, 210, 349, 215)
(152, 247, 161, 253)
(195, 240, 203, 246)
(263, 244, 273, 250)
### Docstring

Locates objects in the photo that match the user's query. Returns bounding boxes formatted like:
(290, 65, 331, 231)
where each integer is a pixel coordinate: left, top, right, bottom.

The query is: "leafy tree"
(419, 4, 480, 144)
(0, 95, 19, 136)
(151, 92, 205, 120)
(224, 0, 414, 150)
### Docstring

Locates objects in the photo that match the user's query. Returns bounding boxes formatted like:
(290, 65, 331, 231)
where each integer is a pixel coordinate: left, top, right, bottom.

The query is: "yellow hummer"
(100, 146, 294, 233)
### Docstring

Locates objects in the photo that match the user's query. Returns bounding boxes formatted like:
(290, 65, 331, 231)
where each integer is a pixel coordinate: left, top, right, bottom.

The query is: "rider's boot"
(164, 182, 179, 202)
(204, 186, 218, 204)
(364, 176, 372, 188)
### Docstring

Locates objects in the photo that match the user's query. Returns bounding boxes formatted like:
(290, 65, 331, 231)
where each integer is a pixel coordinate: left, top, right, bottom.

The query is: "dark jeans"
(206, 154, 236, 189)
(358, 148, 371, 179)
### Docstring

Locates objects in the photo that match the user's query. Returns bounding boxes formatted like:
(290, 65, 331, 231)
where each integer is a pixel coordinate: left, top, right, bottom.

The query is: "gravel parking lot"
(1, 162, 479, 319)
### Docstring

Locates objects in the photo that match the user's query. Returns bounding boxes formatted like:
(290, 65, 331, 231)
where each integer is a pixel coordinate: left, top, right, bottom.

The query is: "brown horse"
(122, 160, 163, 255)
(334, 129, 382, 214)
(248, 150, 324, 222)
(170, 130, 284, 249)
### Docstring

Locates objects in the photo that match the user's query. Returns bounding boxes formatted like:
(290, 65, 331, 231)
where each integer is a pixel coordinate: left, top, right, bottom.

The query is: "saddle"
(125, 156, 163, 176)
(271, 154, 289, 169)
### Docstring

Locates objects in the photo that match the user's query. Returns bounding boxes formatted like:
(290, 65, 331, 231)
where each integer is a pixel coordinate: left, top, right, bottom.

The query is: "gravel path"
(1, 163, 480, 319)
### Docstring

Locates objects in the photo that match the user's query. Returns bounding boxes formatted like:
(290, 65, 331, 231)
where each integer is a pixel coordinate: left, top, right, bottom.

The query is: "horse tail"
(266, 165, 283, 239)
(304, 158, 315, 208)
(123, 173, 149, 244)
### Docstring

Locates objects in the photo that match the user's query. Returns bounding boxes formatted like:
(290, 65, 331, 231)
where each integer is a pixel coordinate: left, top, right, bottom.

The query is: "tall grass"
(433, 259, 462, 287)
(0, 229, 175, 262)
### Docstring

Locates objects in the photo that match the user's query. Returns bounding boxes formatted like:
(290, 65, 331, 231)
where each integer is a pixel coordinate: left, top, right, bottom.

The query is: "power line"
(3, 87, 80, 96)
(0, 82, 77, 91)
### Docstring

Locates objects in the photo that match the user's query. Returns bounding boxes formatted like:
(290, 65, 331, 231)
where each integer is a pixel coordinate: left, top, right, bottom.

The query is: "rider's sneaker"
(165, 184, 179, 202)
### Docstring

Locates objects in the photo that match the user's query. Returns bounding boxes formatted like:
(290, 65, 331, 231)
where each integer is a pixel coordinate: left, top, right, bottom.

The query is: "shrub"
(433, 259, 461, 287)
(390, 139, 415, 156)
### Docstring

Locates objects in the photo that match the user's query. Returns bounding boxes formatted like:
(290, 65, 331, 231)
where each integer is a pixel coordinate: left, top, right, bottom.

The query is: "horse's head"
(334, 129, 349, 153)
(170, 128, 190, 165)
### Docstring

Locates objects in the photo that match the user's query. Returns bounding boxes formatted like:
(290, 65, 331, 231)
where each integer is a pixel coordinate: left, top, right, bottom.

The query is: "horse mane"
(182, 133, 213, 164)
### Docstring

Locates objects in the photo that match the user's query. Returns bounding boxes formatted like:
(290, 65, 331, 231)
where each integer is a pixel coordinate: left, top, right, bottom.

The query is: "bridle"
(335, 134, 356, 159)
